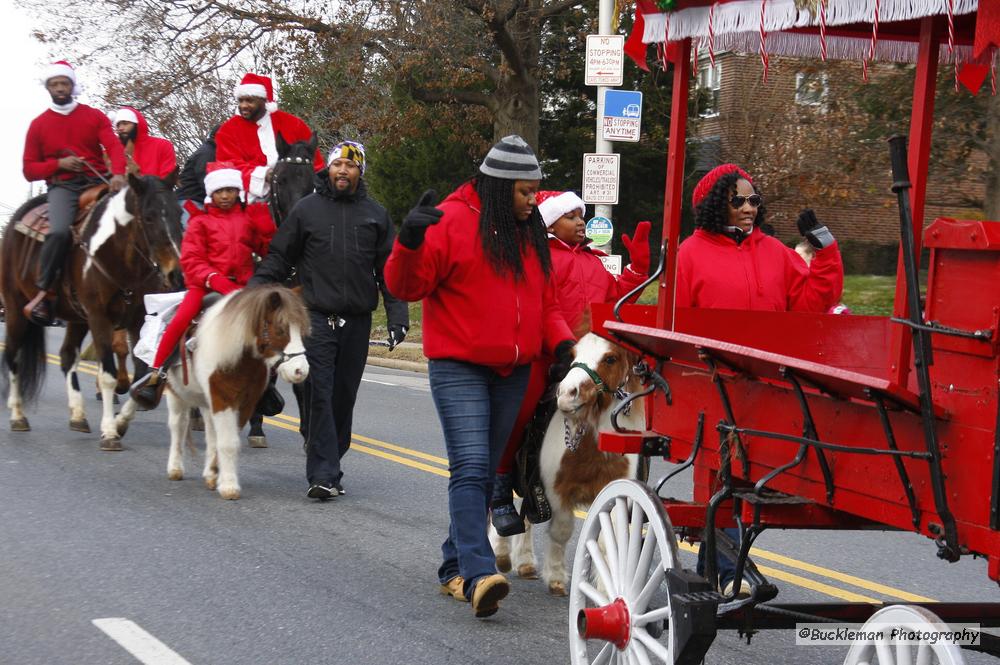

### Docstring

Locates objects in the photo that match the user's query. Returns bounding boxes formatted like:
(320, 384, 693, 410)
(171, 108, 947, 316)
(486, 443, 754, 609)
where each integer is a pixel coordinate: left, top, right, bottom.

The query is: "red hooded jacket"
(120, 106, 176, 179)
(180, 202, 274, 289)
(548, 237, 647, 331)
(384, 181, 573, 374)
(676, 228, 843, 312)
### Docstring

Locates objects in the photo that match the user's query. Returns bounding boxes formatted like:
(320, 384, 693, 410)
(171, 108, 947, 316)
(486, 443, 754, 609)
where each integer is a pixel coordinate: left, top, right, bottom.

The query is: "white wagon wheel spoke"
(598, 512, 622, 594)
(842, 605, 966, 665)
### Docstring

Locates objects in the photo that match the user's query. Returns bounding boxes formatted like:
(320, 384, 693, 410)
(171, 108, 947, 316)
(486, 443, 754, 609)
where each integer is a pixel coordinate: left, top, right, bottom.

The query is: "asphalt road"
(1, 326, 998, 665)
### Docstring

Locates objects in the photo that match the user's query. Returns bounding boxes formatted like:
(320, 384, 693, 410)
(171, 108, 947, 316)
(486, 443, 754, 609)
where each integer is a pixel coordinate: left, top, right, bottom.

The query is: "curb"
(366, 355, 428, 374)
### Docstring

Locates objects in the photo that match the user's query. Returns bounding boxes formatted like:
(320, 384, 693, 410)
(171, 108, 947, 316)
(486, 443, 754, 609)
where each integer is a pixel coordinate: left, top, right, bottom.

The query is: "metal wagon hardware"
(570, 1, 1000, 663)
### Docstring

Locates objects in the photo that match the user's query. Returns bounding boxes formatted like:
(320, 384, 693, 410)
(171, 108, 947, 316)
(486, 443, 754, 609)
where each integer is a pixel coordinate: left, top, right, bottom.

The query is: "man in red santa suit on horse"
(113, 106, 177, 180)
(21, 60, 127, 326)
(214, 72, 323, 206)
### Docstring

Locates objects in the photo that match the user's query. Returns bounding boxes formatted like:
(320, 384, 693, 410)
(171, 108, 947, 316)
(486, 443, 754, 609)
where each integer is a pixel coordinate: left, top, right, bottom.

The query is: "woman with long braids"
(679, 163, 844, 596)
(385, 135, 574, 619)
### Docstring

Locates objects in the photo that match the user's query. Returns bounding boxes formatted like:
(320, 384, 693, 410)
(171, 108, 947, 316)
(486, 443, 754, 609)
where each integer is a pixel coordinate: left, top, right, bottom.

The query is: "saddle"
(14, 184, 109, 242)
(513, 390, 558, 525)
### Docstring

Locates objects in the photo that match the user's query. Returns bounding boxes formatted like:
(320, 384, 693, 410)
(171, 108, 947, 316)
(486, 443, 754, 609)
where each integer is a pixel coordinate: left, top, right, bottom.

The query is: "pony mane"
(11, 194, 48, 222)
(199, 285, 310, 370)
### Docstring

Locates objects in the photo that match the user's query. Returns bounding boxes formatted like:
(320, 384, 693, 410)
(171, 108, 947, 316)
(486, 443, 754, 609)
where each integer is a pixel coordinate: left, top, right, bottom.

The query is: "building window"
(696, 56, 721, 117)
(795, 71, 828, 107)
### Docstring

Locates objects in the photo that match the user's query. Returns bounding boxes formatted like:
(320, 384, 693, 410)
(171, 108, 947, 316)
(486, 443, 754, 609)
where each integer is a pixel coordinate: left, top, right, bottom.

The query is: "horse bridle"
(260, 319, 306, 367)
(569, 361, 629, 399)
(269, 155, 313, 224)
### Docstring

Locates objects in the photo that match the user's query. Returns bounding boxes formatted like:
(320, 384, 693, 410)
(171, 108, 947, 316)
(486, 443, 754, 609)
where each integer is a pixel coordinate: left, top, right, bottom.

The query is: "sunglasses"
(730, 194, 763, 208)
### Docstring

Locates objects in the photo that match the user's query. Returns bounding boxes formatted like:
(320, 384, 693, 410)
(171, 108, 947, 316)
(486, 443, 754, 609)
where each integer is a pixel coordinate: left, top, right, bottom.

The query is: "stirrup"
(23, 290, 54, 325)
(130, 370, 166, 411)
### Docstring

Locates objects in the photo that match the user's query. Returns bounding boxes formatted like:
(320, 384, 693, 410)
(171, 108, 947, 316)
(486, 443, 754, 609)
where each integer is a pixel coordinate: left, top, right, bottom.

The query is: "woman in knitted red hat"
(680, 163, 844, 596)
(130, 161, 275, 408)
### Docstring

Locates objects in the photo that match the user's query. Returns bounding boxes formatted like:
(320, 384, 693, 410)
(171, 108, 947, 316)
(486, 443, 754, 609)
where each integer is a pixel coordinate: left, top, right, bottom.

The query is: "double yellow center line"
(56, 354, 935, 604)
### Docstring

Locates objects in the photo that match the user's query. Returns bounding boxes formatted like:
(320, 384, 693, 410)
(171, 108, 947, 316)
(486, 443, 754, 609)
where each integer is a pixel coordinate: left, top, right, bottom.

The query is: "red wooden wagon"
(569, 1, 1000, 663)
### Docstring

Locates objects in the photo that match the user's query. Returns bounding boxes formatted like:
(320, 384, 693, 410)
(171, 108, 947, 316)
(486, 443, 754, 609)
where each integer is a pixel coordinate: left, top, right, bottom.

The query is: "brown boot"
(130, 370, 166, 411)
(22, 290, 54, 326)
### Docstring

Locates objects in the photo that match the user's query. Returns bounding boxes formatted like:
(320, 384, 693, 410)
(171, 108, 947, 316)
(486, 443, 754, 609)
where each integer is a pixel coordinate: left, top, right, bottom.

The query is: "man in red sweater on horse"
(21, 61, 127, 326)
(114, 106, 177, 180)
(214, 72, 323, 207)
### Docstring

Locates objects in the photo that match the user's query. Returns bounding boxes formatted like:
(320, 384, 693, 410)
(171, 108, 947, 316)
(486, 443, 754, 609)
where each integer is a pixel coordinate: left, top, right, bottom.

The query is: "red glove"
(621, 221, 651, 275)
(207, 273, 239, 295)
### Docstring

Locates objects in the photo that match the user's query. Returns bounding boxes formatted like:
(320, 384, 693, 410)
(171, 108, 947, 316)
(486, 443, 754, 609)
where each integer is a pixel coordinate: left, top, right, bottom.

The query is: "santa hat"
(536, 190, 585, 228)
(692, 163, 753, 208)
(115, 107, 139, 125)
(203, 161, 244, 203)
(234, 73, 278, 113)
(41, 60, 80, 96)
(327, 141, 366, 175)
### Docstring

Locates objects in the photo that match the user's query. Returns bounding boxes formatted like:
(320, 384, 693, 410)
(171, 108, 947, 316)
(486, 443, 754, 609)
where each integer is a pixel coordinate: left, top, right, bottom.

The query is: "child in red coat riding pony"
(490, 190, 652, 536)
(130, 161, 275, 408)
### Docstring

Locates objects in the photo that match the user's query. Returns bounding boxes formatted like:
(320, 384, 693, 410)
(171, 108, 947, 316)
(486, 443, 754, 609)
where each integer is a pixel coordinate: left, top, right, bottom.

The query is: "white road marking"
(361, 378, 397, 386)
(92, 618, 192, 665)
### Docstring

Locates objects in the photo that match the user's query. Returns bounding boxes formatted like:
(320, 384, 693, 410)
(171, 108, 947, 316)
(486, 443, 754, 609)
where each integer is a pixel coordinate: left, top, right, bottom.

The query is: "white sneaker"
(723, 578, 752, 599)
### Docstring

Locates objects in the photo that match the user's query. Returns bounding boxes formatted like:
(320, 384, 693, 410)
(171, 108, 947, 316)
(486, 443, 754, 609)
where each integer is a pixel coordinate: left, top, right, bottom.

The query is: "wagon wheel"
(842, 605, 966, 665)
(569, 479, 681, 665)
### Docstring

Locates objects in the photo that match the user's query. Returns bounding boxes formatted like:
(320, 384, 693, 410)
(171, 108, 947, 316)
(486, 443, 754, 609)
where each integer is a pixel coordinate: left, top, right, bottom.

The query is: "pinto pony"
(0, 175, 182, 450)
(164, 285, 309, 500)
(491, 333, 644, 595)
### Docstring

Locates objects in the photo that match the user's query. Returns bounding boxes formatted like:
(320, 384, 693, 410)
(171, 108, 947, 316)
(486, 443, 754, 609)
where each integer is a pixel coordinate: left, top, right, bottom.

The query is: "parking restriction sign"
(582, 153, 620, 205)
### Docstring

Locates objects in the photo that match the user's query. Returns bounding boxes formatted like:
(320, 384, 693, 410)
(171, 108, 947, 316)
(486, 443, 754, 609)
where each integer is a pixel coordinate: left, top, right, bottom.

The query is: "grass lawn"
(370, 273, 899, 359)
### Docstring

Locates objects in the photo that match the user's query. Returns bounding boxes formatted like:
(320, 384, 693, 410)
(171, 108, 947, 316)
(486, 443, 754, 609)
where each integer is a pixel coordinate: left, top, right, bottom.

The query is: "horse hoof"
(495, 554, 512, 573)
(191, 416, 205, 432)
(70, 418, 91, 433)
(548, 581, 567, 596)
(168, 469, 183, 481)
(116, 422, 129, 437)
(219, 487, 241, 500)
(516, 564, 539, 580)
(248, 435, 268, 448)
(100, 437, 122, 452)
(204, 477, 218, 491)
(10, 418, 30, 432)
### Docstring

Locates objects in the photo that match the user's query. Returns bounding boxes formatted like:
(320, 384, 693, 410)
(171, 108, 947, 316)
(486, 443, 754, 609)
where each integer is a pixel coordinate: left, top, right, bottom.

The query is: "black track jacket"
(249, 174, 408, 328)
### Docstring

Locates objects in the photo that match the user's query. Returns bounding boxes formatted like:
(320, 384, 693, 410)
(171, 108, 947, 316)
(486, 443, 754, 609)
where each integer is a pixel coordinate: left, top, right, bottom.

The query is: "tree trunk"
(490, 10, 542, 150)
(986, 92, 1000, 220)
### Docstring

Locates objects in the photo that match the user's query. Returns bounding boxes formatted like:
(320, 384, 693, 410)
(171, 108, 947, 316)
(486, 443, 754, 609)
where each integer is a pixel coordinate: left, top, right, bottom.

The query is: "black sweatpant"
(301, 310, 372, 485)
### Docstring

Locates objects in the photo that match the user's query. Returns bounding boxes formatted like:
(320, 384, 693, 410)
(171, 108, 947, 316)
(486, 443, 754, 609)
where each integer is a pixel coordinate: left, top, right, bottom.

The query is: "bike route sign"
(602, 90, 643, 142)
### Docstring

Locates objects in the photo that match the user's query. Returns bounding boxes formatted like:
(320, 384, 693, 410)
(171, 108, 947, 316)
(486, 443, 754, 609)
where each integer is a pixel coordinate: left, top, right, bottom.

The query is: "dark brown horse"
(1, 174, 183, 450)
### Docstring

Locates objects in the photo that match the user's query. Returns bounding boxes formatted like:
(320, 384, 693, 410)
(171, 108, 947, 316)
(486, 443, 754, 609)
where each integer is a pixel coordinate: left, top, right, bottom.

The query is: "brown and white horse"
(163, 285, 310, 500)
(491, 333, 644, 595)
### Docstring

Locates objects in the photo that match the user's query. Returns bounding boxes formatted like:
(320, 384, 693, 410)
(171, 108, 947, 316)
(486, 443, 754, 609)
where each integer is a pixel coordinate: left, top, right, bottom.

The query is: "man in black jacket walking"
(250, 141, 408, 500)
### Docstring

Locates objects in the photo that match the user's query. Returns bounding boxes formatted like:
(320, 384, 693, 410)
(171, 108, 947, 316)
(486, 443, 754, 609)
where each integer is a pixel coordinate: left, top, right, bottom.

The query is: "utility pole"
(593, 0, 615, 253)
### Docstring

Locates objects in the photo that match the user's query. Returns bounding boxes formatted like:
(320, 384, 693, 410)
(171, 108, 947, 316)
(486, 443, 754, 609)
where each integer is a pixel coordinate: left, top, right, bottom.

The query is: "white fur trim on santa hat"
(538, 191, 586, 228)
(203, 168, 245, 203)
(234, 83, 268, 101)
(115, 108, 138, 125)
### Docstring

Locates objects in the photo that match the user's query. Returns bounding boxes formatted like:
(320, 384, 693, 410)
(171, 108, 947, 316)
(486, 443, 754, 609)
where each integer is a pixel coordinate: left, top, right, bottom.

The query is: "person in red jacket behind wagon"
(385, 135, 574, 620)
(130, 161, 275, 409)
(490, 190, 652, 536)
(114, 106, 177, 180)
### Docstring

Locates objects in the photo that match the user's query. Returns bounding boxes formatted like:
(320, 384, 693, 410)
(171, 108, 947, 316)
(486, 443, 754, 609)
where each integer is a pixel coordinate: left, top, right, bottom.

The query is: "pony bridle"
(563, 362, 633, 452)
(569, 361, 631, 401)
(260, 320, 305, 367)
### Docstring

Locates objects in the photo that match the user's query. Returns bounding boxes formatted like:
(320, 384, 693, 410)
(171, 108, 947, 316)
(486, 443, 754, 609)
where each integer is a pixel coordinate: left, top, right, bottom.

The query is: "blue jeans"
(429, 360, 530, 599)
(696, 527, 740, 589)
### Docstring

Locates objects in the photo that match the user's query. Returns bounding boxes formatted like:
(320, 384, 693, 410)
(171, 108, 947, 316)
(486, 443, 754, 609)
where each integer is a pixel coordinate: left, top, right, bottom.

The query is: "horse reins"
(269, 155, 312, 224)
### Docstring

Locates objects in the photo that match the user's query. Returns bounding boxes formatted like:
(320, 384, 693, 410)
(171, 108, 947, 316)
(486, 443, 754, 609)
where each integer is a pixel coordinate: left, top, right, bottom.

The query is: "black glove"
(387, 324, 408, 351)
(548, 339, 576, 386)
(398, 189, 443, 250)
(796, 208, 835, 250)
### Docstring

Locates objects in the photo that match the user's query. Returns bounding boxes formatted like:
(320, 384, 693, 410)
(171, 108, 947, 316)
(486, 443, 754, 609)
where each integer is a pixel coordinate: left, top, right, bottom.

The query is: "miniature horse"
(491, 333, 644, 595)
(243, 133, 318, 448)
(0, 175, 182, 450)
(164, 285, 310, 500)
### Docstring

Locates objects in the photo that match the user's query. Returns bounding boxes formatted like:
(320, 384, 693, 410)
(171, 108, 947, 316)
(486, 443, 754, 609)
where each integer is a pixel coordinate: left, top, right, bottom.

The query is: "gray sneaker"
(307, 483, 338, 500)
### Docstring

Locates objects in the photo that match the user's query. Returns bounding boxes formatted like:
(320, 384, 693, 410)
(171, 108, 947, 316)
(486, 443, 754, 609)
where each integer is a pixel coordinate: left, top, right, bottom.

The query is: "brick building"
(688, 52, 987, 273)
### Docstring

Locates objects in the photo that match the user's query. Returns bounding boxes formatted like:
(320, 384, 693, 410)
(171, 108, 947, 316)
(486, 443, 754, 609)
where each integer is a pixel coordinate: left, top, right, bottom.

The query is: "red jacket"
(384, 182, 573, 374)
(549, 237, 647, 332)
(214, 110, 323, 198)
(676, 228, 843, 312)
(181, 203, 274, 289)
(23, 103, 126, 183)
(121, 106, 176, 179)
